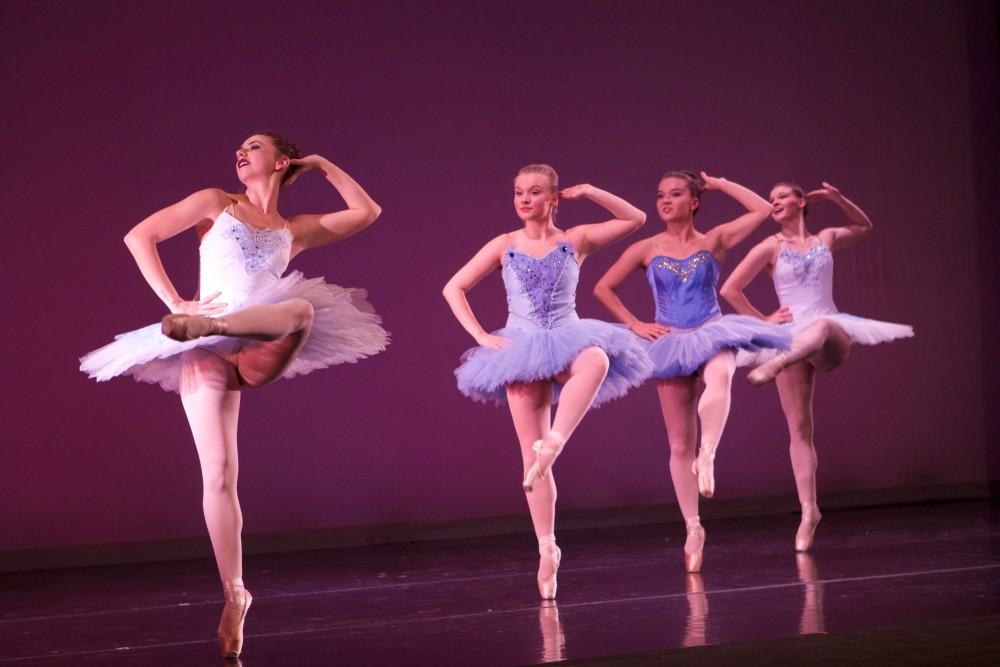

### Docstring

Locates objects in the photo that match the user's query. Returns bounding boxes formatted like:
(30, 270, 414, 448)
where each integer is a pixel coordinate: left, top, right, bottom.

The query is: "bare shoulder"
(189, 188, 235, 209)
(479, 232, 513, 260)
(817, 227, 838, 246)
(755, 234, 782, 264)
(619, 234, 657, 266)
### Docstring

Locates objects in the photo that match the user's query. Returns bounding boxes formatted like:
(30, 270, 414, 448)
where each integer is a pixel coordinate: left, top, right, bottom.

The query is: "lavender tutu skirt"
(649, 314, 792, 379)
(455, 319, 652, 407)
(80, 270, 389, 392)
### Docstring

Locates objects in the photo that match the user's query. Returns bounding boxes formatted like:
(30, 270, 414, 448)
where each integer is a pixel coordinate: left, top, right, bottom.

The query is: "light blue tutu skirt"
(455, 319, 652, 407)
(649, 314, 791, 379)
(736, 312, 913, 366)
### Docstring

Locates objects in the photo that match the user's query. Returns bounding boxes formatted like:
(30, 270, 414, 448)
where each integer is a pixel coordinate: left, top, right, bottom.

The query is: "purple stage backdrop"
(3, 0, 996, 552)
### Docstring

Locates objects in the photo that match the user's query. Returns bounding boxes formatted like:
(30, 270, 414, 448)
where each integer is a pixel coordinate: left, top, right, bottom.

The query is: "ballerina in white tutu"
(80, 132, 388, 658)
(594, 171, 790, 573)
(720, 181, 913, 552)
(444, 164, 650, 600)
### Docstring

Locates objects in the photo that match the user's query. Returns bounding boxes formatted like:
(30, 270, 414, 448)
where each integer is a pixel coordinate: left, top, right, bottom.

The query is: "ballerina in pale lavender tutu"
(80, 132, 388, 658)
(594, 171, 790, 573)
(720, 182, 912, 551)
(443, 164, 651, 599)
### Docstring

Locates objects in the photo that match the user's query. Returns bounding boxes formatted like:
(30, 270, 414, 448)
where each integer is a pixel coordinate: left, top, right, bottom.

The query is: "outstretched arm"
(442, 234, 510, 348)
(561, 184, 646, 260)
(812, 183, 873, 250)
(288, 156, 382, 254)
(720, 237, 791, 323)
(593, 239, 670, 340)
(703, 173, 772, 252)
(123, 187, 230, 314)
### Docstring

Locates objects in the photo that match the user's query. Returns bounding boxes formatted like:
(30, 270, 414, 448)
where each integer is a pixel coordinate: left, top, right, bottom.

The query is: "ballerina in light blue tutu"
(443, 164, 651, 600)
(720, 182, 913, 552)
(595, 171, 790, 574)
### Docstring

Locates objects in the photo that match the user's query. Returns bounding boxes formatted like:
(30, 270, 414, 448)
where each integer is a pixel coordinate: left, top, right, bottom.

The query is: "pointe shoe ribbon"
(691, 441, 717, 498)
(522, 431, 567, 492)
(218, 582, 252, 659)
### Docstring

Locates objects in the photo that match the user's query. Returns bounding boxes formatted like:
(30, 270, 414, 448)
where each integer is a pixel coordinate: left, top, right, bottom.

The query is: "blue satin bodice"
(646, 251, 721, 328)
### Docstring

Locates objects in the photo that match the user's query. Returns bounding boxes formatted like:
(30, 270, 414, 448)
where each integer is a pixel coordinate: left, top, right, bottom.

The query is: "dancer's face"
(514, 173, 557, 223)
(235, 135, 289, 185)
(656, 177, 699, 223)
(769, 185, 805, 223)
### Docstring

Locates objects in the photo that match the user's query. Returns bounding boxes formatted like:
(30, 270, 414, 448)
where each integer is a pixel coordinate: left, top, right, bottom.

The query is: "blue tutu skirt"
(455, 319, 652, 407)
(649, 314, 791, 379)
(80, 270, 389, 393)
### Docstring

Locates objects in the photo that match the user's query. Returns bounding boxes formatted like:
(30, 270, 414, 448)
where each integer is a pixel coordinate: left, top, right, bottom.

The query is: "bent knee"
(288, 298, 315, 328)
(578, 346, 610, 373)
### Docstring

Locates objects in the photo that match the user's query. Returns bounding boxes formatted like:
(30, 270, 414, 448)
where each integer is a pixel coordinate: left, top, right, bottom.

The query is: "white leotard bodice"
(198, 210, 292, 312)
(773, 240, 837, 321)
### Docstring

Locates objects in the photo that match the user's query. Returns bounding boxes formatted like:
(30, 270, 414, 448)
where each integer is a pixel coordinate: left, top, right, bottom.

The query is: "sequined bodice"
(502, 243, 579, 330)
(646, 251, 722, 328)
(773, 242, 837, 319)
(198, 211, 292, 311)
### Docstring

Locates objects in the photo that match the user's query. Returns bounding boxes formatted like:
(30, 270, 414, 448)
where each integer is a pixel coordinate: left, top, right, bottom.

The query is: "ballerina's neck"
(520, 219, 561, 239)
(778, 216, 808, 238)
(662, 220, 699, 243)
(241, 182, 282, 217)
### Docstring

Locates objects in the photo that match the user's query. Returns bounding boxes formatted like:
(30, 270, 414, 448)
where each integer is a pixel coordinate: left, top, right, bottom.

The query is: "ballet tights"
(696, 351, 736, 448)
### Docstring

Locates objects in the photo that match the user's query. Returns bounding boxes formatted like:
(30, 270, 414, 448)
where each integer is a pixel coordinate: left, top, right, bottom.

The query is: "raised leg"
(692, 350, 736, 498)
(523, 347, 610, 491)
(234, 298, 315, 387)
(749, 319, 851, 384)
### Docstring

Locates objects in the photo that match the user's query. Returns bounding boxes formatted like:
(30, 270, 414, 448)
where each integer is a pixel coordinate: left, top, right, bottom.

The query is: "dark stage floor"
(1, 500, 997, 665)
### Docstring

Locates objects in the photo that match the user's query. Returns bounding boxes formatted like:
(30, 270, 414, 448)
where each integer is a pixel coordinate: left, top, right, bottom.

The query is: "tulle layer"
(649, 315, 792, 379)
(455, 319, 652, 407)
(736, 312, 913, 366)
(79, 270, 389, 392)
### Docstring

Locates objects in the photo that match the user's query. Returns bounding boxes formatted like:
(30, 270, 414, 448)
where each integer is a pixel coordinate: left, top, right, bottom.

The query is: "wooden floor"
(1, 500, 997, 665)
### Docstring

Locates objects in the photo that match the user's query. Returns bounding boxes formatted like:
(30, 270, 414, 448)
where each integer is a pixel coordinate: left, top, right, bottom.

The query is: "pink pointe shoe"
(522, 431, 567, 492)
(684, 517, 706, 573)
(218, 581, 252, 659)
(795, 502, 822, 552)
(691, 441, 718, 498)
(537, 538, 561, 600)
(747, 353, 788, 386)
(161, 313, 226, 342)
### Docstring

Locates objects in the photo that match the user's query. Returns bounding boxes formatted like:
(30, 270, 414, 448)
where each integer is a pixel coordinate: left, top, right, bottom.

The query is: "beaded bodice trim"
(504, 243, 575, 328)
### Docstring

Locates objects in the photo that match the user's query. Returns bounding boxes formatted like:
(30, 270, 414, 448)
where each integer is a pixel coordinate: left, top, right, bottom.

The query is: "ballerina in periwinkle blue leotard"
(646, 250, 790, 378)
(457, 240, 650, 406)
(594, 170, 789, 575)
(444, 169, 651, 601)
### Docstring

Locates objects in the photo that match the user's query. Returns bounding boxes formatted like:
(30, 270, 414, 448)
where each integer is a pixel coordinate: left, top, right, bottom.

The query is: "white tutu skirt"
(649, 314, 792, 379)
(80, 271, 389, 392)
(455, 319, 653, 407)
(736, 312, 914, 366)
